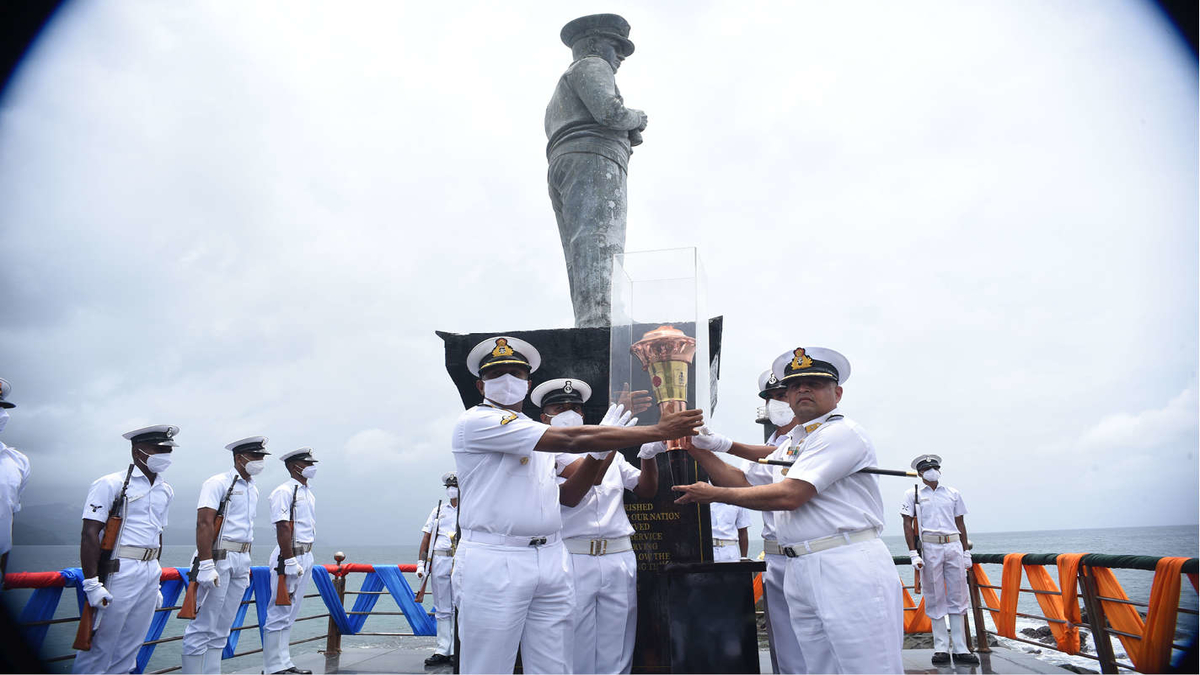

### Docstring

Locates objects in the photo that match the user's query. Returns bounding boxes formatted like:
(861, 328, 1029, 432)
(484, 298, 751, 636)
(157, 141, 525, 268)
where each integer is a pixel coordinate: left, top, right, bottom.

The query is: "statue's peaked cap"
(560, 14, 635, 56)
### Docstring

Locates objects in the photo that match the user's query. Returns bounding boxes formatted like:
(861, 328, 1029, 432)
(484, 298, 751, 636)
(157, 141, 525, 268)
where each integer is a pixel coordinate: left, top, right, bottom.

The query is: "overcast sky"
(0, 0, 1195, 550)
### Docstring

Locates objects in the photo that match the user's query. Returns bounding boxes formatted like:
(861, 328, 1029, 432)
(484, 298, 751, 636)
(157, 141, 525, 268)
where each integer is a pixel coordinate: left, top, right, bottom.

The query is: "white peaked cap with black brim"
(123, 425, 180, 447)
(280, 447, 318, 463)
(911, 454, 942, 471)
(442, 472, 457, 486)
(757, 369, 787, 399)
(771, 347, 851, 385)
(466, 336, 541, 377)
(225, 436, 270, 454)
(531, 377, 592, 408)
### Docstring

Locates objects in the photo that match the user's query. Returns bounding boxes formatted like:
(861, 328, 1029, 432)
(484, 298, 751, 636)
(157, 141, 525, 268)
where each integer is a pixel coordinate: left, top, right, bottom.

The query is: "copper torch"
(629, 325, 697, 451)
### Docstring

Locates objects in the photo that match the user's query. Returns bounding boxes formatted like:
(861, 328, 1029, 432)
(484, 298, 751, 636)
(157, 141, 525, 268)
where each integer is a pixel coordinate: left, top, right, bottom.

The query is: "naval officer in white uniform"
(0, 378, 31, 586)
(452, 336, 702, 674)
(181, 436, 269, 673)
(75, 425, 179, 674)
(675, 347, 904, 674)
(263, 448, 319, 675)
(415, 472, 459, 666)
(532, 377, 660, 674)
(901, 454, 978, 666)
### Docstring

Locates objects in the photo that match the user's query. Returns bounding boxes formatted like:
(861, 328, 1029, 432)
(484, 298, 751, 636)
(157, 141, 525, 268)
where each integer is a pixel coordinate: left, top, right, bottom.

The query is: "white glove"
(599, 403, 631, 427)
(588, 450, 612, 460)
(638, 441, 666, 459)
(283, 557, 304, 577)
(82, 577, 113, 608)
(909, 550, 924, 570)
(963, 550, 973, 568)
(196, 558, 219, 589)
(691, 426, 732, 453)
(415, 562, 427, 580)
(156, 590, 163, 610)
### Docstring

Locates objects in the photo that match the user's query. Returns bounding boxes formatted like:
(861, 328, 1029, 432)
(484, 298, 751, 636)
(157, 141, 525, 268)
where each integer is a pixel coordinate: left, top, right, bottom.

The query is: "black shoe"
(284, 668, 313, 674)
(931, 651, 951, 664)
(952, 652, 979, 664)
(425, 654, 451, 666)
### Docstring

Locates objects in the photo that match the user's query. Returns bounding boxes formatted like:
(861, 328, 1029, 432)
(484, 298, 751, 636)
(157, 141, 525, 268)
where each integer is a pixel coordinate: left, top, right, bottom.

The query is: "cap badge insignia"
(767, 374, 778, 385)
(500, 411, 518, 426)
(563, 380, 573, 394)
(790, 348, 813, 371)
(491, 338, 514, 358)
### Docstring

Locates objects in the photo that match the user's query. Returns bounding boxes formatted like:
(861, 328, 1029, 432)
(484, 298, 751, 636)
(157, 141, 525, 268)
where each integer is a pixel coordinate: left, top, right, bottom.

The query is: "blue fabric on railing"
(16, 569, 75, 651)
(223, 566, 273, 659)
(373, 565, 436, 636)
(311, 566, 385, 635)
(133, 567, 187, 674)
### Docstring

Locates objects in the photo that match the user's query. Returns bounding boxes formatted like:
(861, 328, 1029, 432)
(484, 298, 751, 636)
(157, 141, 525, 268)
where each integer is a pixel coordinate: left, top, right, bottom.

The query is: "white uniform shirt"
(452, 404, 559, 537)
(0, 443, 31, 555)
(743, 430, 795, 541)
(900, 483, 967, 535)
(709, 502, 752, 540)
(197, 469, 259, 543)
(422, 502, 458, 551)
(82, 466, 173, 549)
(775, 409, 888, 543)
(555, 452, 640, 540)
(269, 479, 316, 544)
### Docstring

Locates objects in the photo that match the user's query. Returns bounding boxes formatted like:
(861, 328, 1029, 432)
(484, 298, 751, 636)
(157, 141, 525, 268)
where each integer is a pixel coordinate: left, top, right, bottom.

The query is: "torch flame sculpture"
(629, 325, 697, 451)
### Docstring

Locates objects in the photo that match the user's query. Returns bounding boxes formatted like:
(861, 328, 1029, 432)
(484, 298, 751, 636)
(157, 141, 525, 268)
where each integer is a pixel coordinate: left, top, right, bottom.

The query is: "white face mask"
(141, 450, 173, 474)
(766, 399, 795, 427)
(243, 459, 265, 476)
(922, 469, 941, 482)
(549, 410, 584, 427)
(301, 465, 318, 479)
(0, 409, 9, 434)
(482, 373, 528, 406)
(447, 486, 459, 499)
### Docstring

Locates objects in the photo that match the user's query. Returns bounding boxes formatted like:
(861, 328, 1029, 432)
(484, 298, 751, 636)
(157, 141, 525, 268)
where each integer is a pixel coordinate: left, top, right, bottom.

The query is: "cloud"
(1078, 385, 1199, 455)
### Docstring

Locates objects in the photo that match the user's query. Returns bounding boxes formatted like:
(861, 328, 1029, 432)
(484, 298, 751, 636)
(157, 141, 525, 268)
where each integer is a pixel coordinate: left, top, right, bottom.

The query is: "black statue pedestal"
(439, 320, 764, 674)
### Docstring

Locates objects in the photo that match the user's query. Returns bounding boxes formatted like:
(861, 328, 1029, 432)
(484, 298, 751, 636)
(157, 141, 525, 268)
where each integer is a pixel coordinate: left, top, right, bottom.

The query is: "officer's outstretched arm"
(686, 446, 751, 488)
(536, 408, 702, 454)
(672, 479, 815, 512)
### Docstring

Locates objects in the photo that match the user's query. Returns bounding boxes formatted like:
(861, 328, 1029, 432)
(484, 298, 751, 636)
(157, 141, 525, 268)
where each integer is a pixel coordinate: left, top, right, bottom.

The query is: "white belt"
(713, 538, 738, 547)
(116, 545, 160, 562)
(462, 529, 561, 548)
(921, 532, 961, 544)
(218, 539, 252, 553)
(763, 540, 782, 556)
(564, 536, 632, 556)
(432, 549, 454, 557)
(292, 541, 314, 555)
(781, 528, 878, 558)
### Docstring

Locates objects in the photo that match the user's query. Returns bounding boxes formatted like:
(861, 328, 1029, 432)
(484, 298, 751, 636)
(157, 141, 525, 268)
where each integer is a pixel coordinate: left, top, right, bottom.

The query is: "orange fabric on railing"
(1188, 573, 1198, 592)
(1138, 556, 1189, 673)
(1090, 565, 1145, 665)
(971, 553, 1023, 637)
(902, 588, 931, 633)
(1024, 562, 1077, 654)
(1056, 554, 1085, 655)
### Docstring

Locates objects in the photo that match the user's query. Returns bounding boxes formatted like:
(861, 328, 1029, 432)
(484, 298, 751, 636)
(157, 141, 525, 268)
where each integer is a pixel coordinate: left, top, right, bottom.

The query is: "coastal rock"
(904, 634, 934, 649)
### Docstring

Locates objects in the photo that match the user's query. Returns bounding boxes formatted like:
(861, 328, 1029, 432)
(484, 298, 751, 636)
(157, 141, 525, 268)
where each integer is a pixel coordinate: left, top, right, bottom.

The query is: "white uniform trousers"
(712, 542, 740, 562)
(182, 551, 252, 665)
(782, 538, 904, 674)
(73, 559, 161, 675)
(453, 540, 575, 674)
(567, 549, 637, 674)
(262, 546, 314, 674)
(918, 540, 969, 620)
(763, 551, 806, 674)
(430, 554, 456, 656)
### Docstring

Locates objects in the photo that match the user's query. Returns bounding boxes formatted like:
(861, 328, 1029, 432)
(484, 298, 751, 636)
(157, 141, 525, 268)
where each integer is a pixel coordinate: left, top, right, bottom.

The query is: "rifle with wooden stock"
(178, 476, 239, 619)
(73, 465, 134, 651)
(912, 482, 923, 594)
(414, 500, 442, 604)
(275, 484, 298, 606)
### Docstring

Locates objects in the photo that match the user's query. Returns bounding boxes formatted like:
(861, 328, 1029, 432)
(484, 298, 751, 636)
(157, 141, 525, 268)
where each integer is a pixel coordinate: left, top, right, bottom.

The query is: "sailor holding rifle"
(452, 336, 702, 674)
(74, 425, 178, 674)
(674, 347, 904, 674)
(263, 447, 319, 675)
(415, 472, 459, 667)
(901, 454, 978, 666)
(0, 378, 31, 587)
(534, 376, 660, 674)
(180, 436, 269, 674)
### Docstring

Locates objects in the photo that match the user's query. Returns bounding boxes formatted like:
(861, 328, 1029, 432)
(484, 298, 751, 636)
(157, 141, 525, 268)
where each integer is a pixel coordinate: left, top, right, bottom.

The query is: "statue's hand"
(633, 110, 648, 131)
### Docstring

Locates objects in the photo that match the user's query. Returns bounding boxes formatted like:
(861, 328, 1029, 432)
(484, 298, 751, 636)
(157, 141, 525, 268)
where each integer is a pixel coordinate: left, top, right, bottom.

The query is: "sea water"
(3, 525, 1196, 673)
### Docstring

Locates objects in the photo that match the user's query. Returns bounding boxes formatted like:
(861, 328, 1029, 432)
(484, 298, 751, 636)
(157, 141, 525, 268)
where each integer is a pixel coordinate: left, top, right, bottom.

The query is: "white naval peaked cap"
(757, 369, 786, 400)
(225, 436, 270, 454)
(280, 447, 318, 463)
(122, 424, 180, 447)
(466, 336, 541, 377)
(911, 454, 942, 471)
(0, 378, 14, 408)
(771, 347, 851, 385)
(530, 377, 592, 408)
(441, 472, 457, 486)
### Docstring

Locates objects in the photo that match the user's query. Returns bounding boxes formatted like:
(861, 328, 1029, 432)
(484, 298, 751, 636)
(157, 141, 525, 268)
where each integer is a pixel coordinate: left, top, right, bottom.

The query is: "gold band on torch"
(630, 325, 697, 450)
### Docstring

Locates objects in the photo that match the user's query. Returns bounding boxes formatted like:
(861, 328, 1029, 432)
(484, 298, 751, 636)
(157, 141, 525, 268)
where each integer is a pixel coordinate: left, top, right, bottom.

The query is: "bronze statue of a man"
(545, 14, 647, 328)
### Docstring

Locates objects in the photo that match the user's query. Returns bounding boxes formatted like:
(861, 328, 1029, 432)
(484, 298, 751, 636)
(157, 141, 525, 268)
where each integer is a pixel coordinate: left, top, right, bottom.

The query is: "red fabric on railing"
(320, 563, 418, 578)
(2, 571, 68, 589)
